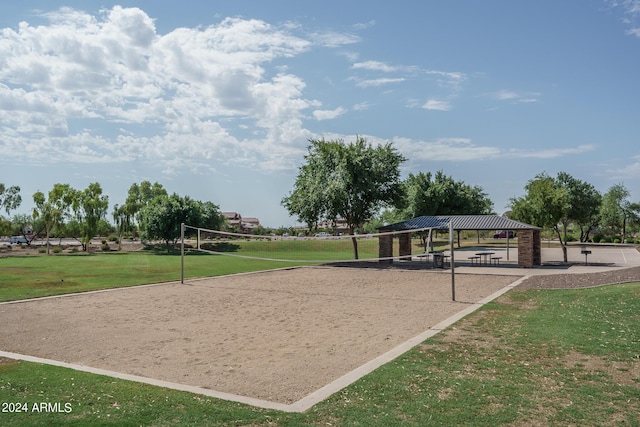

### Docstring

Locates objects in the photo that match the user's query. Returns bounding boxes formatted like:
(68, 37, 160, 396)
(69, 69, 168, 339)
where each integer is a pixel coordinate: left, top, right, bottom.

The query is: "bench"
(491, 257, 502, 265)
(468, 256, 480, 265)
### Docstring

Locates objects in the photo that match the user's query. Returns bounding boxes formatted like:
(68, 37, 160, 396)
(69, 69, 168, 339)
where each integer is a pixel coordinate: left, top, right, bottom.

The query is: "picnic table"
(475, 252, 495, 265)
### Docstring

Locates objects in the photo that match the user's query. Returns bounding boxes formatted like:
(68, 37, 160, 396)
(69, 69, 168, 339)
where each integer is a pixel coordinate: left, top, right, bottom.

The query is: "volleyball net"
(179, 224, 434, 274)
(179, 222, 457, 300)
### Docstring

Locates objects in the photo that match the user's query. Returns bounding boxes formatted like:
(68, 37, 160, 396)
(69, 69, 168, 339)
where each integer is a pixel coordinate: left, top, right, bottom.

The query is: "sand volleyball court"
(0, 266, 519, 406)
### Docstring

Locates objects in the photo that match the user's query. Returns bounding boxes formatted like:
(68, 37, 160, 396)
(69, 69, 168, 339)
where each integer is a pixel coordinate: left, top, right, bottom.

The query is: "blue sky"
(1, 1, 640, 227)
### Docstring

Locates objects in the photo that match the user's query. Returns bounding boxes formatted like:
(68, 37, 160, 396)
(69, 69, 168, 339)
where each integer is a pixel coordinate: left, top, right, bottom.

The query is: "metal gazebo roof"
(380, 215, 541, 231)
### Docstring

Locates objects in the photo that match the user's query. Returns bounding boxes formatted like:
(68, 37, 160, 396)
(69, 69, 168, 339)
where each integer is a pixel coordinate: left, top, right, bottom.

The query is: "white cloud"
(507, 144, 595, 159)
(352, 60, 397, 72)
(493, 90, 540, 103)
(392, 137, 500, 162)
(425, 70, 467, 90)
(352, 101, 373, 111)
(422, 99, 452, 111)
(356, 78, 405, 88)
(389, 137, 595, 163)
(627, 27, 640, 37)
(309, 31, 360, 47)
(606, 154, 640, 179)
(352, 20, 376, 30)
(607, 0, 640, 37)
(313, 107, 347, 120)
(0, 6, 331, 172)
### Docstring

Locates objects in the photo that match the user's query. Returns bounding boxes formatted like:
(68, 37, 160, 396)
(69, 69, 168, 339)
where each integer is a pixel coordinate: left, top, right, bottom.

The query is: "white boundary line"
(0, 350, 292, 412)
(0, 275, 529, 413)
(620, 248, 628, 264)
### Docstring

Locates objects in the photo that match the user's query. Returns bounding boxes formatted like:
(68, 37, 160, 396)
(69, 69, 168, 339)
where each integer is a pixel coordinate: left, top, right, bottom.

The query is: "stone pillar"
(399, 233, 412, 261)
(517, 229, 541, 268)
(379, 232, 393, 264)
(533, 229, 541, 265)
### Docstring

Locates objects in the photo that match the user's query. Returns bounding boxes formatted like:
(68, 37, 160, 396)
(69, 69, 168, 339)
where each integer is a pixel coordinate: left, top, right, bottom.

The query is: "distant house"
(293, 218, 351, 235)
(242, 217, 261, 231)
(221, 212, 261, 233)
(222, 212, 242, 229)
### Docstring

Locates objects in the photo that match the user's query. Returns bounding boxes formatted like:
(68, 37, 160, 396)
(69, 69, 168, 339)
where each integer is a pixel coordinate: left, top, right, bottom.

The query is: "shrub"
(38, 247, 46, 253)
(101, 243, 111, 252)
(592, 234, 603, 243)
(52, 246, 62, 254)
(613, 238, 621, 244)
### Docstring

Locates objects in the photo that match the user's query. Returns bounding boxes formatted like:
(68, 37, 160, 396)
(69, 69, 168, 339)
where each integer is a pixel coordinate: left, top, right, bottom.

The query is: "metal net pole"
(450, 220, 455, 301)
(180, 223, 185, 284)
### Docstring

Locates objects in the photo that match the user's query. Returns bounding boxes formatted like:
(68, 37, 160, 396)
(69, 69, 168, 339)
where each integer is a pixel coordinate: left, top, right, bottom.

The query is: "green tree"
(32, 184, 74, 255)
(555, 172, 602, 242)
(282, 136, 406, 259)
(600, 184, 634, 242)
(385, 171, 494, 248)
(138, 193, 223, 252)
(0, 184, 22, 236)
(0, 184, 22, 216)
(393, 171, 494, 218)
(510, 172, 571, 262)
(69, 182, 110, 251)
(125, 181, 168, 227)
(112, 204, 130, 250)
(112, 181, 168, 249)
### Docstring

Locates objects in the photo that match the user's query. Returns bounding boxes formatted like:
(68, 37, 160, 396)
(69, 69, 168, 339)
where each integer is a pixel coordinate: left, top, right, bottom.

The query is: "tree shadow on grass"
(141, 241, 241, 255)
(200, 242, 240, 253)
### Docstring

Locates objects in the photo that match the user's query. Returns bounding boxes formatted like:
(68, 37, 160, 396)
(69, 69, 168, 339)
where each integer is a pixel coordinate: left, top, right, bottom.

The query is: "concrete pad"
(450, 245, 640, 276)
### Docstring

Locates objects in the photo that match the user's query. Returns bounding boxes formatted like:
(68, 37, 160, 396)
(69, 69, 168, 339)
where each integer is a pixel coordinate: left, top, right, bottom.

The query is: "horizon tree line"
(2, 138, 640, 256)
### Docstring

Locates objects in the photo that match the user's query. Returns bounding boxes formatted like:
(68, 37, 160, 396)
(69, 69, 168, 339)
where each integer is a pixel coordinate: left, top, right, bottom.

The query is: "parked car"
(9, 236, 28, 244)
(493, 230, 515, 239)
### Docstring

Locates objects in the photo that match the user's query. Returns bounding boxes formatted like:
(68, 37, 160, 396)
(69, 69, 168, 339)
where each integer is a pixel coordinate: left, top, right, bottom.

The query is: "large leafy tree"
(282, 136, 406, 259)
(32, 184, 75, 254)
(399, 170, 493, 218)
(510, 172, 587, 263)
(600, 184, 636, 242)
(384, 171, 493, 247)
(0, 184, 22, 216)
(125, 181, 168, 227)
(555, 172, 602, 242)
(138, 193, 224, 252)
(69, 182, 110, 251)
(0, 184, 22, 236)
(112, 181, 168, 249)
(510, 173, 569, 261)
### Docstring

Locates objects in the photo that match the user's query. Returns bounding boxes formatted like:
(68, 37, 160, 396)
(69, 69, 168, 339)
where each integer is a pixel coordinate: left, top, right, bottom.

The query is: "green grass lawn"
(0, 237, 407, 302)
(0, 251, 308, 302)
(197, 235, 383, 260)
(1, 252, 639, 426)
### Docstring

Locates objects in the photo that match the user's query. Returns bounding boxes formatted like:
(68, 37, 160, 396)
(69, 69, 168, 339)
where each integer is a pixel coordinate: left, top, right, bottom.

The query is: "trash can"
(433, 252, 444, 268)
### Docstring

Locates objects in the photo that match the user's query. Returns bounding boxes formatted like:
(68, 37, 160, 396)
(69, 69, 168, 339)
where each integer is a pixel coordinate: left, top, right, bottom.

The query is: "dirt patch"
(0, 356, 18, 366)
(564, 350, 640, 388)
